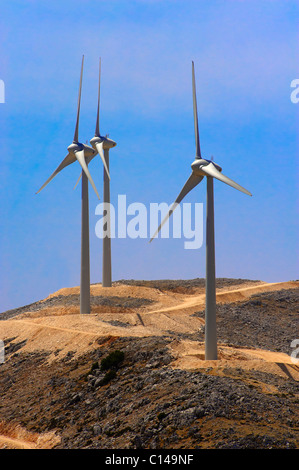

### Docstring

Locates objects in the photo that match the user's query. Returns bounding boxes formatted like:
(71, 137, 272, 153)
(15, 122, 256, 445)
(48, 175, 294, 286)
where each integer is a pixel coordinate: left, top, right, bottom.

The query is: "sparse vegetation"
(157, 412, 167, 421)
(91, 361, 99, 372)
(99, 369, 117, 385)
(100, 350, 125, 371)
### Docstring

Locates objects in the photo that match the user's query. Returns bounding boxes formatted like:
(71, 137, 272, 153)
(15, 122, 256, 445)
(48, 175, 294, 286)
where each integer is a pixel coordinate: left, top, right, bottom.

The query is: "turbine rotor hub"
(191, 158, 222, 175)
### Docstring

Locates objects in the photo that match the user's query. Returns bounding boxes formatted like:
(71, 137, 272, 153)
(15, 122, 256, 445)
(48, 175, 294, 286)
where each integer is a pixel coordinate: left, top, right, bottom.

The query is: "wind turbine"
(77, 58, 117, 287)
(73, 59, 116, 288)
(91, 59, 117, 288)
(36, 55, 100, 314)
(74, 59, 117, 286)
(150, 61, 252, 360)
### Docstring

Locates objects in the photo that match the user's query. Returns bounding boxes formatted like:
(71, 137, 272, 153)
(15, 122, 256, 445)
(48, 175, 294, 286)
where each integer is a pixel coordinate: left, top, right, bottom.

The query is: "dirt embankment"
(0, 279, 298, 449)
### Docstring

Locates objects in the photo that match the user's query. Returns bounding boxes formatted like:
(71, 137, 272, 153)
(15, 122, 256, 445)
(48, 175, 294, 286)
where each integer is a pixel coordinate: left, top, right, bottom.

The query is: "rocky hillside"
(0, 281, 298, 449)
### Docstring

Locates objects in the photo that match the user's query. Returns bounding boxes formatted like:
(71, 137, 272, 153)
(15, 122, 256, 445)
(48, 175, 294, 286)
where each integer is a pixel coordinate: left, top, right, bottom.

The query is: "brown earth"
(0, 278, 298, 449)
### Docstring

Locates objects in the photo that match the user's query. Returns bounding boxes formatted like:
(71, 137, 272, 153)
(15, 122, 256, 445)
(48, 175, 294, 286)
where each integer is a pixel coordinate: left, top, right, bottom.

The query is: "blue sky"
(0, 0, 298, 311)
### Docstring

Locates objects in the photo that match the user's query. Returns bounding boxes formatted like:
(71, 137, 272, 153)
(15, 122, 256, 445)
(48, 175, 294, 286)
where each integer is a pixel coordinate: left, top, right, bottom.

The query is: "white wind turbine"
(150, 61, 252, 360)
(36, 55, 100, 314)
(75, 58, 117, 287)
(92, 60, 116, 288)
(91, 59, 117, 288)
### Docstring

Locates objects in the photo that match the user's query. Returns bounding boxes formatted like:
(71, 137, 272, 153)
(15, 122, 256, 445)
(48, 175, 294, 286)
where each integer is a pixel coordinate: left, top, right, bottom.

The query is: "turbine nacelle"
(68, 141, 96, 158)
(90, 135, 117, 151)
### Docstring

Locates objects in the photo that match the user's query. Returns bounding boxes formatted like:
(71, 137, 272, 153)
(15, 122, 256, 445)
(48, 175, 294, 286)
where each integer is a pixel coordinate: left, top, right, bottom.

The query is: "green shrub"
(91, 361, 99, 371)
(84, 360, 100, 380)
(100, 350, 124, 371)
(99, 369, 117, 385)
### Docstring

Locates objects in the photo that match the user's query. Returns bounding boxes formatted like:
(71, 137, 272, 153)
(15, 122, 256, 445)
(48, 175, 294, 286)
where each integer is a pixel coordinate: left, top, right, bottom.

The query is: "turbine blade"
(95, 141, 110, 180)
(150, 173, 203, 242)
(73, 55, 84, 142)
(74, 149, 100, 200)
(36, 153, 75, 194)
(192, 61, 201, 158)
(73, 154, 94, 190)
(200, 162, 252, 196)
(73, 173, 81, 190)
(95, 57, 101, 136)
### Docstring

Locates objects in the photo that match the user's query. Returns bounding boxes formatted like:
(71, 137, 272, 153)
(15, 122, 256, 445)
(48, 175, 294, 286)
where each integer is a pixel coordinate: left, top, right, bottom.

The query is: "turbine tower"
(150, 61, 252, 360)
(90, 58, 117, 288)
(36, 55, 100, 315)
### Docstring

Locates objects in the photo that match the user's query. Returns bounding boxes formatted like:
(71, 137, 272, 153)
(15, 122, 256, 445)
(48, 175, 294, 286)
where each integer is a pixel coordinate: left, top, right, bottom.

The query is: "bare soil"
(0, 278, 298, 449)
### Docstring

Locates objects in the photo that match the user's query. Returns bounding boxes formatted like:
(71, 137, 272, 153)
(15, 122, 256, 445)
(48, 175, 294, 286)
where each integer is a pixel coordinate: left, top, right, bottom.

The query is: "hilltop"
(0, 278, 298, 449)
